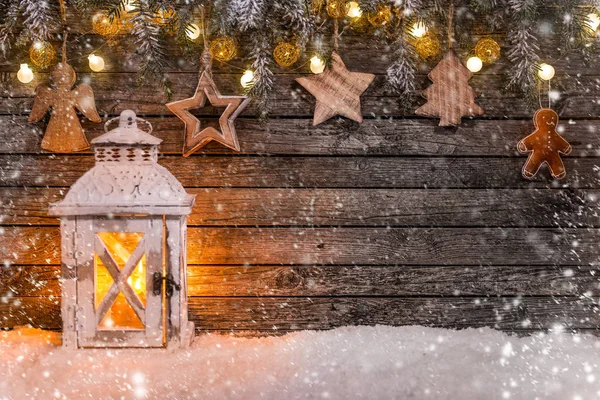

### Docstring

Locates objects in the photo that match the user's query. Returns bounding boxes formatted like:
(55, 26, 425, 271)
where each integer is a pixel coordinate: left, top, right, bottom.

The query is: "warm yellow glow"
(587, 13, 600, 32)
(347, 1, 362, 18)
(411, 22, 428, 38)
(95, 232, 146, 330)
(17, 64, 34, 83)
(88, 54, 105, 72)
(466, 56, 483, 73)
(310, 55, 325, 74)
(125, 0, 135, 11)
(187, 23, 201, 40)
(240, 70, 254, 88)
(538, 63, 555, 80)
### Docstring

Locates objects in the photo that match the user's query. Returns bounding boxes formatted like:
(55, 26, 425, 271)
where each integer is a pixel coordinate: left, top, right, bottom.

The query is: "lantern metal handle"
(153, 272, 181, 298)
(104, 115, 153, 134)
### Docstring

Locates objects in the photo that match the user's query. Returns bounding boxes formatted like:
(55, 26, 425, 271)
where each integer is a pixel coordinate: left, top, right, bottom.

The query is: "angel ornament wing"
(29, 62, 102, 153)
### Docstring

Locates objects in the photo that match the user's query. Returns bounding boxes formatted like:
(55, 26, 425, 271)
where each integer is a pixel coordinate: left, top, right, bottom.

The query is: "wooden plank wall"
(1, 11, 600, 335)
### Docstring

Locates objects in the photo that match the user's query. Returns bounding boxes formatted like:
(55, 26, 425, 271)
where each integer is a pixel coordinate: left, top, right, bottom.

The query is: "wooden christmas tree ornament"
(415, 49, 484, 126)
(517, 108, 571, 180)
(29, 62, 102, 152)
(296, 51, 374, 125)
(415, 0, 484, 126)
(167, 72, 250, 156)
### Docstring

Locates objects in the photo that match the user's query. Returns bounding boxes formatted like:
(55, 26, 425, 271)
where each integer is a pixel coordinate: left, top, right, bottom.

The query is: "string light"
(411, 22, 428, 38)
(310, 55, 325, 74)
(346, 2, 362, 18)
(88, 54, 105, 72)
(125, 0, 135, 11)
(187, 23, 201, 40)
(586, 13, 600, 32)
(466, 56, 482, 73)
(538, 63, 555, 80)
(240, 70, 254, 88)
(17, 64, 34, 83)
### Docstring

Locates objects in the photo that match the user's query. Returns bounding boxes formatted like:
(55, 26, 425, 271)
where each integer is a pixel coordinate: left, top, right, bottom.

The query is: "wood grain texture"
(415, 50, 484, 126)
(3, 296, 599, 331)
(1, 155, 600, 189)
(4, 117, 600, 157)
(1, 28, 598, 75)
(295, 52, 375, 125)
(2, 26, 600, 335)
(3, 73, 600, 118)
(1, 226, 597, 266)
(1, 187, 598, 227)
(3, 264, 598, 297)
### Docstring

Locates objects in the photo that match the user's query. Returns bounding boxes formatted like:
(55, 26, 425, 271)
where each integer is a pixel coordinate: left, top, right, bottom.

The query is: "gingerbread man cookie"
(517, 108, 571, 180)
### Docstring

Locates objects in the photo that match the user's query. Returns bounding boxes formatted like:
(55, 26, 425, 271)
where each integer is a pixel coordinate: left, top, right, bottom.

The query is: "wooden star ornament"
(296, 51, 375, 125)
(166, 71, 250, 156)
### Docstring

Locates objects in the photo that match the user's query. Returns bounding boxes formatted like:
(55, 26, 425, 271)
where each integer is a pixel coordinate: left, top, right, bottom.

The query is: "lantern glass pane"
(95, 232, 148, 330)
(99, 292, 145, 330)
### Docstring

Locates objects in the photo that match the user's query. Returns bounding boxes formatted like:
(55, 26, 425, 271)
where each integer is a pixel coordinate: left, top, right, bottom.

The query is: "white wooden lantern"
(49, 110, 196, 349)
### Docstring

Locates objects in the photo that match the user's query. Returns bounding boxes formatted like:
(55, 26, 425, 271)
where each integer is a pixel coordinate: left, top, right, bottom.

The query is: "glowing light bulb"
(587, 13, 600, 31)
(310, 55, 325, 74)
(411, 22, 428, 38)
(187, 23, 201, 40)
(347, 2, 362, 18)
(17, 64, 34, 83)
(538, 63, 555, 80)
(125, 0, 135, 11)
(88, 54, 105, 72)
(466, 56, 483, 73)
(240, 70, 254, 88)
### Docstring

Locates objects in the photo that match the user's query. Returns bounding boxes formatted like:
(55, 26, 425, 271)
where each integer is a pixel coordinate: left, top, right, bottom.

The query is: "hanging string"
(333, 18, 339, 52)
(548, 79, 551, 109)
(59, 0, 68, 64)
(199, 5, 212, 78)
(537, 79, 543, 110)
(447, 0, 454, 49)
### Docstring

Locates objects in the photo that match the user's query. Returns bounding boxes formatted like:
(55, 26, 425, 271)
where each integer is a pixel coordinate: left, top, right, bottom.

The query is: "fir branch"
(0, 0, 21, 55)
(227, 0, 266, 31)
(505, 0, 540, 104)
(173, 3, 199, 58)
(22, 0, 59, 42)
(557, 0, 595, 62)
(129, 0, 172, 99)
(386, 23, 418, 110)
(247, 34, 274, 119)
(273, 0, 314, 42)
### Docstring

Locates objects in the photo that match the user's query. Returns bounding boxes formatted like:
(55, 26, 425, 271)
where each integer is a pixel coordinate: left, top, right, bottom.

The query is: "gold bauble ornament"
(29, 41, 57, 69)
(312, 0, 325, 13)
(474, 37, 501, 64)
(209, 37, 238, 62)
(326, 0, 349, 19)
(91, 12, 122, 37)
(415, 32, 441, 60)
(367, 4, 392, 27)
(273, 42, 300, 67)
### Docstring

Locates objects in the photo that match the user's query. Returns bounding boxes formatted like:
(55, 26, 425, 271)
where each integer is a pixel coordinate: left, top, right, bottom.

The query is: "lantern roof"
(91, 110, 162, 146)
(49, 110, 195, 217)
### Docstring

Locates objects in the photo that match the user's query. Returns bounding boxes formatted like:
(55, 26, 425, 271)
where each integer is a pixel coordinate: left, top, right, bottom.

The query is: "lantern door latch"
(153, 272, 181, 298)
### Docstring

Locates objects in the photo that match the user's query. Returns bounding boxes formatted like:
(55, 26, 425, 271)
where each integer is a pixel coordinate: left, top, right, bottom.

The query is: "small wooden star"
(166, 71, 250, 156)
(296, 51, 375, 125)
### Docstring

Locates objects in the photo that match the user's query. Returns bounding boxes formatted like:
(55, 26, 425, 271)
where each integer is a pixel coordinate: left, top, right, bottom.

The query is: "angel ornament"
(29, 62, 101, 153)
